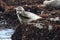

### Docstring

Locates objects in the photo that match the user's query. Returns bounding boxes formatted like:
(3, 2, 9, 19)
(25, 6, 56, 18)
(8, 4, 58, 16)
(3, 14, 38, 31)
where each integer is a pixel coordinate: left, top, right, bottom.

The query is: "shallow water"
(0, 28, 14, 40)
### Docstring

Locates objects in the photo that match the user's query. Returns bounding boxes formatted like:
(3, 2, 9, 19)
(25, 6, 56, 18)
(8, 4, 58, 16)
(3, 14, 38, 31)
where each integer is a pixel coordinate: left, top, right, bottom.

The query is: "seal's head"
(15, 6, 25, 14)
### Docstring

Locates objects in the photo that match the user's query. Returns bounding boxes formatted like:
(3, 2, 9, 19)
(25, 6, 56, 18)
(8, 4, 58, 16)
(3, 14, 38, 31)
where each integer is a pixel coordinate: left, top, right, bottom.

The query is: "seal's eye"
(17, 10, 22, 11)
